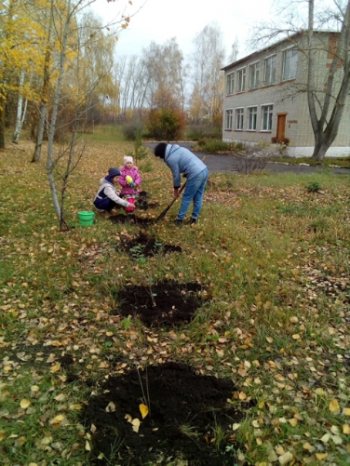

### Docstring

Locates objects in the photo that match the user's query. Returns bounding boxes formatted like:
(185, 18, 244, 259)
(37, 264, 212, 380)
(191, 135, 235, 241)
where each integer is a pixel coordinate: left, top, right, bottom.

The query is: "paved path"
(145, 142, 350, 176)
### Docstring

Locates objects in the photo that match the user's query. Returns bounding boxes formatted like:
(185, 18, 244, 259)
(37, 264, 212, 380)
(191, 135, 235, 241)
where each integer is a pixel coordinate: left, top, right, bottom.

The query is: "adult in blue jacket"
(154, 143, 209, 225)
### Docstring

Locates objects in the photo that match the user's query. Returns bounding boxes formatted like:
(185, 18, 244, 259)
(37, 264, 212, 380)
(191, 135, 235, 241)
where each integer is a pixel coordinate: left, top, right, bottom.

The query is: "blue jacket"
(164, 144, 207, 188)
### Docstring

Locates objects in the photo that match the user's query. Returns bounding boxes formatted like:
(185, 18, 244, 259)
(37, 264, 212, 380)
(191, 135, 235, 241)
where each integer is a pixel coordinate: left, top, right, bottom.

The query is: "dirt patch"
(119, 232, 182, 258)
(109, 214, 153, 225)
(136, 192, 159, 211)
(82, 362, 247, 465)
(114, 282, 202, 327)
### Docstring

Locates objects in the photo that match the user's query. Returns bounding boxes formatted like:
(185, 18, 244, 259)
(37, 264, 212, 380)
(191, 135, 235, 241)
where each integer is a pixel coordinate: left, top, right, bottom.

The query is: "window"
(225, 109, 233, 130)
(247, 107, 257, 130)
(264, 55, 276, 85)
(261, 105, 273, 131)
(282, 47, 298, 80)
(235, 108, 244, 130)
(237, 68, 246, 92)
(226, 72, 235, 94)
(249, 62, 259, 89)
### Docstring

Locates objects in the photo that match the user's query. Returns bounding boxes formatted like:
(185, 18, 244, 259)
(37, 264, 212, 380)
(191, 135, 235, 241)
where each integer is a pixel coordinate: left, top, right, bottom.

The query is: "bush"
(307, 181, 322, 193)
(186, 124, 222, 141)
(122, 120, 144, 141)
(197, 138, 237, 154)
(146, 108, 186, 141)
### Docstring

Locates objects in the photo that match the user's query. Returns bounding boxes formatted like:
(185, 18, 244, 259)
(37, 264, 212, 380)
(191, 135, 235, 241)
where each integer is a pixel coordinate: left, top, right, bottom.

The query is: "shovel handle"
(156, 181, 187, 221)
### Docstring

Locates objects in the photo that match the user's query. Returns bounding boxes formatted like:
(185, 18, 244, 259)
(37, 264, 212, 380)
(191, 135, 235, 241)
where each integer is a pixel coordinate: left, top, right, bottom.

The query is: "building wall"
(222, 33, 350, 157)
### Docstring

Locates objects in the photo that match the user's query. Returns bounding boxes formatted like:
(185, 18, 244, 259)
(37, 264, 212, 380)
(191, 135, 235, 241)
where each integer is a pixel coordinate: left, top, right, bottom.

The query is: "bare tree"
(252, 0, 350, 160)
(189, 22, 226, 124)
(307, 0, 350, 160)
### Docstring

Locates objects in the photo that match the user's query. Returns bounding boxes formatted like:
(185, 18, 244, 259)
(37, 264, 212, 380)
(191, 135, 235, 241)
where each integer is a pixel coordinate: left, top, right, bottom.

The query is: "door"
(276, 114, 286, 142)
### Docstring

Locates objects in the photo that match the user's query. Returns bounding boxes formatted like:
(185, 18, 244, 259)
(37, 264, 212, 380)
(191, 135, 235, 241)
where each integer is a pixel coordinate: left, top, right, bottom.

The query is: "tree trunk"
(0, 94, 5, 149)
(47, 0, 72, 224)
(13, 71, 28, 144)
(32, 6, 53, 163)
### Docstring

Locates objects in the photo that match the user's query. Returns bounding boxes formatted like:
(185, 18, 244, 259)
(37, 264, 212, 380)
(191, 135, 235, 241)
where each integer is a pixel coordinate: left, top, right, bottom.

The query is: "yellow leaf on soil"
(288, 418, 298, 426)
(105, 402, 116, 412)
(329, 399, 340, 413)
(131, 418, 141, 433)
(50, 363, 61, 373)
(85, 440, 91, 451)
(54, 393, 66, 402)
(0, 431, 5, 442)
(343, 408, 350, 416)
(125, 414, 132, 423)
(238, 391, 247, 400)
(20, 399, 31, 409)
(139, 404, 149, 419)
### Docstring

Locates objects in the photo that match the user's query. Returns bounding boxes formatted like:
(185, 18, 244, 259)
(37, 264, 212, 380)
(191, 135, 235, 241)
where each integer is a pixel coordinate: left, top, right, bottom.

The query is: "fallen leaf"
(278, 451, 293, 465)
(131, 418, 141, 433)
(329, 399, 340, 413)
(315, 453, 328, 461)
(49, 414, 66, 425)
(20, 399, 31, 409)
(105, 401, 116, 412)
(139, 404, 148, 419)
(342, 424, 350, 435)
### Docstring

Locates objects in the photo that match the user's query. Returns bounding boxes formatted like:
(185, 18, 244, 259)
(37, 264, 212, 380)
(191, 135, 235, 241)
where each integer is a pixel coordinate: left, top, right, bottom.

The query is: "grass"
(0, 126, 350, 465)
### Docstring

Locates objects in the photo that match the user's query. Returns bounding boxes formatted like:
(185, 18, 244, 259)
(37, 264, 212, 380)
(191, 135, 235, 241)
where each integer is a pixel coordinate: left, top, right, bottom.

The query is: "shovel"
(156, 181, 187, 221)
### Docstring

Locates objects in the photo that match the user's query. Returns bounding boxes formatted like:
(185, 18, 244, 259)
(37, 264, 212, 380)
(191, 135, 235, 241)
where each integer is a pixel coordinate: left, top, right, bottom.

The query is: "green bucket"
(78, 211, 95, 227)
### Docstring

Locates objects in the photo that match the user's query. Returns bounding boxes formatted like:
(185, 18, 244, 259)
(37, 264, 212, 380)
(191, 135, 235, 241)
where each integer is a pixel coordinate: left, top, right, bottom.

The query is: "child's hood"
(99, 177, 113, 187)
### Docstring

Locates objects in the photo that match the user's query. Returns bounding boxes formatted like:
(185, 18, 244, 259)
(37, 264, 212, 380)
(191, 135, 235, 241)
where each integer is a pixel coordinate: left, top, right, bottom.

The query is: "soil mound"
(82, 362, 245, 465)
(114, 282, 202, 327)
(120, 232, 182, 258)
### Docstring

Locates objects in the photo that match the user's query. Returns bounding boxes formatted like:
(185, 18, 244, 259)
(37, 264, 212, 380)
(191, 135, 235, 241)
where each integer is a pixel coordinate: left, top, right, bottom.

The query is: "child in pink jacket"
(119, 156, 142, 198)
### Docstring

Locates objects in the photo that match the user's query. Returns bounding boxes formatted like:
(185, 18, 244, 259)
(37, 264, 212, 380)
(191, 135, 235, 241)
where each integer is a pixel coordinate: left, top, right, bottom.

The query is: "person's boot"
(188, 218, 197, 225)
(174, 218, 183, 226)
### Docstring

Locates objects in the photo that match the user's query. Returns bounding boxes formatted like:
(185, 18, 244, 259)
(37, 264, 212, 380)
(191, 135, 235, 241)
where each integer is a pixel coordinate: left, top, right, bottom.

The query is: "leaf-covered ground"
(0, 132, 349, 465)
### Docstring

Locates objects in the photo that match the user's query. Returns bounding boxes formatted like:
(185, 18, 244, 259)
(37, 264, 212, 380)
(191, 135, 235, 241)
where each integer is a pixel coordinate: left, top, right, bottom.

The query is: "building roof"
(221, 30, 338, 71)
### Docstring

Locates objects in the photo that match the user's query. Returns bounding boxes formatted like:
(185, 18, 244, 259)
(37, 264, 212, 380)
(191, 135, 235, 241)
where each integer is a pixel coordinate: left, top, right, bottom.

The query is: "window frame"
(261, 104, 273, 131)
(247, 106, 258, 131)
(249, 61, 260, 89)
(225, 108, 233, 130)
(226, 72, 235, 95)
(264, 54, 276, 85)
(282, 46, 298, 80)
(235, 107, 244, 130)
(236, 67, 246, 92)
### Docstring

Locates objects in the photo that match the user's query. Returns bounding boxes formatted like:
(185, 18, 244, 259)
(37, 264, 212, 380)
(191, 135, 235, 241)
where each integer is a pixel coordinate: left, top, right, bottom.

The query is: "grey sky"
(90, 0, 274, 64)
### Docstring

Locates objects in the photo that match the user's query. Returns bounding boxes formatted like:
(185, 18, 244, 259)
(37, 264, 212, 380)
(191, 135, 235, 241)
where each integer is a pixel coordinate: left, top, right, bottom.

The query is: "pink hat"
(124, 156, 133, 164)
